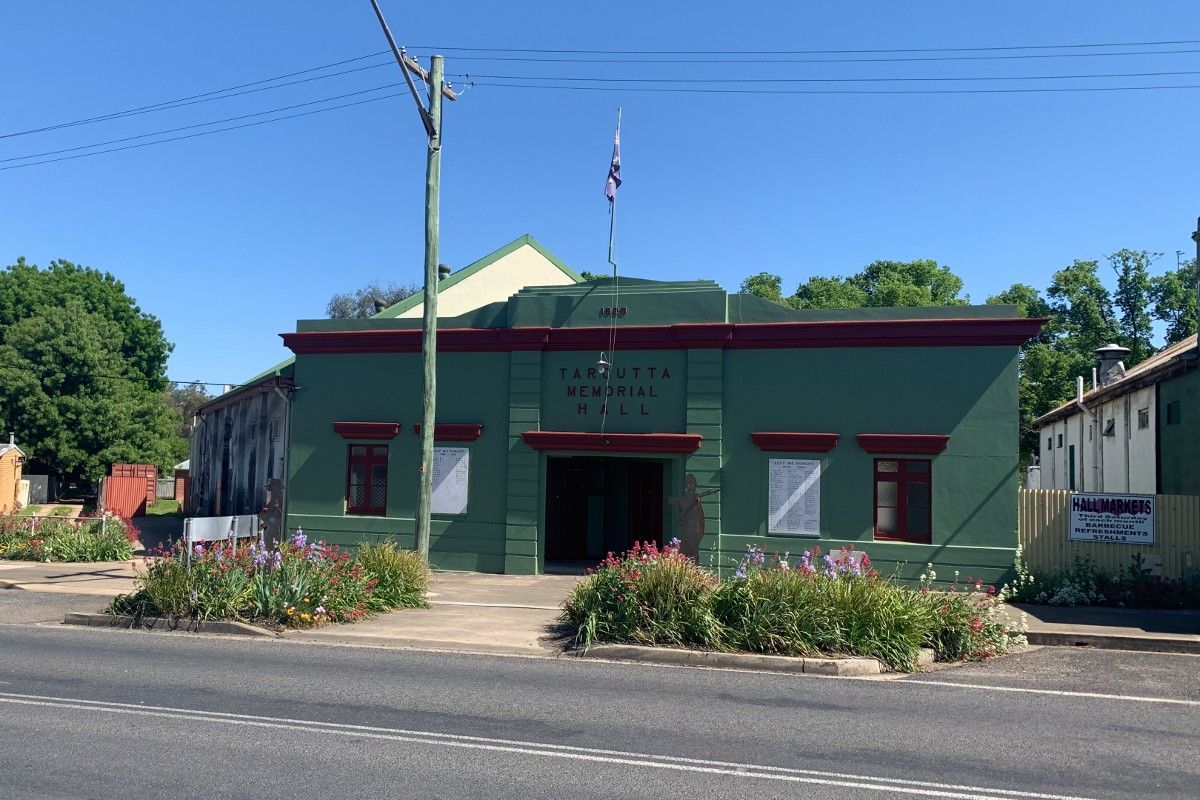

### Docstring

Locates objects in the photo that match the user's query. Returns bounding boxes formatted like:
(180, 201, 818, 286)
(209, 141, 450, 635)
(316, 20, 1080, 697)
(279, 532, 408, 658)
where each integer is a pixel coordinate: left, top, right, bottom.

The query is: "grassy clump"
(0, 515, 135, 562)
(563, 540, 721, 649)
(563, 543, 1025, 672)
(108, 530, 430, 628)
(358, 540, 432, 611)
(146, 499, 182, 516)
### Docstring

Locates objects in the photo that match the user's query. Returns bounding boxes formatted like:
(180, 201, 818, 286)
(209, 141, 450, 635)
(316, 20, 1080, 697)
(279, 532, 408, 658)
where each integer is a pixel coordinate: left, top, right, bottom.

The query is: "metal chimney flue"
(1095, 343, 1131, 388)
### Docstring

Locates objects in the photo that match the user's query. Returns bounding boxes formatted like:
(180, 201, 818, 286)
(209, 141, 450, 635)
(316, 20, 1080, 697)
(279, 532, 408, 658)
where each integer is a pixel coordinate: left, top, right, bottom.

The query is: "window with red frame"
(347, 445, 388, 515)
(873, 459, 931, 543)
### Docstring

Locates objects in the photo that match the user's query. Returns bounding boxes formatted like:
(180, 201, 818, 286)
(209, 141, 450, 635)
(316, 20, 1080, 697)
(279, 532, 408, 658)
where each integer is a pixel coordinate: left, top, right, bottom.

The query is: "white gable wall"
(397, 243, 577, 319)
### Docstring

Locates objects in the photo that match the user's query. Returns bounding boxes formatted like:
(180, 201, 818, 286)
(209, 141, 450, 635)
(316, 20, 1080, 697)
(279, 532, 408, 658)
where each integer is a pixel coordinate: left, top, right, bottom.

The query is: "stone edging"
(63, 612, 277, 638)
(573, 643, 919, 675)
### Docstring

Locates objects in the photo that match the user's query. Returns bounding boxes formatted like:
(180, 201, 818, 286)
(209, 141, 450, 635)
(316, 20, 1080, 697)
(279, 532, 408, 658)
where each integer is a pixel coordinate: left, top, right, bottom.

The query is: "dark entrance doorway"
(544, 457, 665, 566)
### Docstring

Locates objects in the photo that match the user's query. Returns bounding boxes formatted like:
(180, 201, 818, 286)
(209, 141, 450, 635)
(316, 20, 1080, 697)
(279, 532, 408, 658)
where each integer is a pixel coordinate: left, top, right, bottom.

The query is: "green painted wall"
(1158, 367, 1200, 495)
(287, 352, 512, 572)
(283, 279, 1027, 582)
(539, 351, 687, 434)
(720, 347, 1020, 584)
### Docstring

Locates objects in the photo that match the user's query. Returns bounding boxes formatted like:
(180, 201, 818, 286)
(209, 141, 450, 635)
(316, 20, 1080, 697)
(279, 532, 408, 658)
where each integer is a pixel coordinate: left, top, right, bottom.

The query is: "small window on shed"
(1137, 408, 1150, 429)
(1057, 434, 1063, 448)
(1166, 401, 1182, 425)
(1046, 436, 1053, 451)
(1102, 419, 1116, 437)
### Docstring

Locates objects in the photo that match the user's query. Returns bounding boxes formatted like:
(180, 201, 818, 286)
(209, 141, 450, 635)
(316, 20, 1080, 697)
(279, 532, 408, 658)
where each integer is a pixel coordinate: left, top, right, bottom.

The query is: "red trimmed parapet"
(332, 422, 401, 440)
(411, 423, 484, 442)
(856, 434, 950, 455)
(521, 431, 702, 454)
(750, 432, 840, 452)
(282, 317, 1047, 355)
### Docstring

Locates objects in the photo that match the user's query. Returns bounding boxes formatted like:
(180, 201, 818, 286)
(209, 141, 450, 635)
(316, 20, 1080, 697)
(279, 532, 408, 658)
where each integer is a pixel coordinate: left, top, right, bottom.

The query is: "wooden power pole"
(367, 0, 457, 561)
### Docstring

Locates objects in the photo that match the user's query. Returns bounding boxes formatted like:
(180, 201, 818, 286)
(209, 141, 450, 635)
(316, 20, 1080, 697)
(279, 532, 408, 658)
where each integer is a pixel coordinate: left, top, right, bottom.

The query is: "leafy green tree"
(792, 276, 867, 309)
(579, 270, 606, 281)
(0, 293, 184, 480)
(739, 272, 785, 304)
(790, 260, 965, 309)
(0, 258, 171, 390)
(1150, 258, 1197, 345)
(165, 382, 213, 440)
(326, 280, 421, 319)
(851, 259, 968, 307)
(1107, 249, 1158, 364)
(1046, 259, 1118, 378)
(987, 284, 1069, 464)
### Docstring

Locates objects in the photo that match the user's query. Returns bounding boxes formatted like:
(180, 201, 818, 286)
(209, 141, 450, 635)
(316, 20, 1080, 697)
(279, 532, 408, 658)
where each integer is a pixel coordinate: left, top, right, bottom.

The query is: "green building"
(281, 274, 1042, 584)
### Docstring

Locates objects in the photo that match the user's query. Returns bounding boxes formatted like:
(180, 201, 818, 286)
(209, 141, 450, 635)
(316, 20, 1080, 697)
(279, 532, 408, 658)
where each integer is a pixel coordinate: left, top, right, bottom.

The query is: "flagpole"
(608, 107, 621, 270)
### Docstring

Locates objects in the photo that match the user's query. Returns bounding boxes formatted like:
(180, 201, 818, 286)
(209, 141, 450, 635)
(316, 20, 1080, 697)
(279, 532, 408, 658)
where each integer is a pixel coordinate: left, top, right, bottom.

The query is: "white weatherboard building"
(1032, 335, 1198, 494)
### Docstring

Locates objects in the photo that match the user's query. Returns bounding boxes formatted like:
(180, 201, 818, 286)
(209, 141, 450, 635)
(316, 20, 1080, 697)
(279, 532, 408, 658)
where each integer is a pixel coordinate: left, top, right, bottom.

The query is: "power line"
(0, 84, 404, 165)
(7, 40, 1197, 144)
(11, 67, 1194, 167)
(0, 51, 393, 141)
(469, 81, 1200, 95)
(452, 69, 1200, 85)
(412, 38, 1200, 55)
(0, 92, 403, 172)
(411, 47, 1200, 65)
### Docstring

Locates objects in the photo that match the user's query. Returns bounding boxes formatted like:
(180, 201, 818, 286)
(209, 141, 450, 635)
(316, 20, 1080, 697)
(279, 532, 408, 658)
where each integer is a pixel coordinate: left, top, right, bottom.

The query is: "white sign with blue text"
(1068, 493, 1154, 544)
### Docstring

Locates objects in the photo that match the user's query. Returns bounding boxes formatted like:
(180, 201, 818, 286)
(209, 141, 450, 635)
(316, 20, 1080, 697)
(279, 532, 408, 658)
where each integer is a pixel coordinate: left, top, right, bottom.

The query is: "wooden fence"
(1018, 488, 1200, 579)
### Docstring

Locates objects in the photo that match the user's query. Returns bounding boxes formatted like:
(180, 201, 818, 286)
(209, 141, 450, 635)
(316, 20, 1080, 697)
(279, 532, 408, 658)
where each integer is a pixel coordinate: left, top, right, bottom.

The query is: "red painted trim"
(332, 422, 401, 440)
(521, 431, 702, 454)
(411, 423, 484, 442)
(856, 434, 950, 455)
(750, 432, 839, 452)
(282, 317, 1046, 355)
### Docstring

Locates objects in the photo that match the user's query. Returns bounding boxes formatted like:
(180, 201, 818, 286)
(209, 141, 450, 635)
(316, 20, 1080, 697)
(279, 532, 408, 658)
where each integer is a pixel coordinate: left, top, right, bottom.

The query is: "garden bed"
(1005, 548, 1200, 609)
(562, 541, 1026, 672)
(0, 513, 137, 562)
(107, 531, 430, 630)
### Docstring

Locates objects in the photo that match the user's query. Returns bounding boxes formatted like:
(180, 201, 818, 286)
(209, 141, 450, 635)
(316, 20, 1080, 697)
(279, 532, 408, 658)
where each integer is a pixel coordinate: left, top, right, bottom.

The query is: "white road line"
(0, 691, 1098, 800)
(894, 678, 1200, 707)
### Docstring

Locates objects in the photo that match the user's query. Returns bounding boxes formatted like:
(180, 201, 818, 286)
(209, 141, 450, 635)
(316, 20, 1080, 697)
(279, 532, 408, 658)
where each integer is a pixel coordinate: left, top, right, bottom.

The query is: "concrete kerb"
(63, 611, 277, 638)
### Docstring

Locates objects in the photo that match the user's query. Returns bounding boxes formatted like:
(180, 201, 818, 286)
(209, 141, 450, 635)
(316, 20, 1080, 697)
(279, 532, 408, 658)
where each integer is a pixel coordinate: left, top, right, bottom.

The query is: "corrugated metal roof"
(1034, 333, 1198, 425)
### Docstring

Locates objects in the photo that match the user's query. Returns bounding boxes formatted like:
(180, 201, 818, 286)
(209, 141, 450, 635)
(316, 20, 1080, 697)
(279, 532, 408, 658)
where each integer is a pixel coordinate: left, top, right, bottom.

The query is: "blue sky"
(3, 2, 1199, 387)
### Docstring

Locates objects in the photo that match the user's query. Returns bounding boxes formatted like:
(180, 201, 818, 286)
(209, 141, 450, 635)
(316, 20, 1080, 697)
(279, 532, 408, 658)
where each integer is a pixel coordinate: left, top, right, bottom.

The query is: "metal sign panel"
(431, 446, 470, 515)
(1068, 493, 1155, 544)
(768, 458, 821, 535)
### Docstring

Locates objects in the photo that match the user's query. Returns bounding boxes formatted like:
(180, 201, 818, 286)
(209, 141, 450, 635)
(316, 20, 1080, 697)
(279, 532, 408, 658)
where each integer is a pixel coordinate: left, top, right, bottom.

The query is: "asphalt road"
(0, 616, 1196, 798)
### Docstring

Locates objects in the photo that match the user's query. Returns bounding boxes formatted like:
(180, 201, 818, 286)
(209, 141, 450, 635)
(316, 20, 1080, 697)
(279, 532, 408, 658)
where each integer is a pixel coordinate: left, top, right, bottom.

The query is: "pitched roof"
(1033, 333, 1198, 426)
(374, 234, 582, 317)
(224, 235, 580, 404)
(0, 443, 24, 458)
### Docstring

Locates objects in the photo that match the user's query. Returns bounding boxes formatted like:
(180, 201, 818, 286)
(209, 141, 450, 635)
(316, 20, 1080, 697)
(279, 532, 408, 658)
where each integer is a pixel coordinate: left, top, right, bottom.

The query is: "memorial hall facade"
(280, 276, 1042, 584)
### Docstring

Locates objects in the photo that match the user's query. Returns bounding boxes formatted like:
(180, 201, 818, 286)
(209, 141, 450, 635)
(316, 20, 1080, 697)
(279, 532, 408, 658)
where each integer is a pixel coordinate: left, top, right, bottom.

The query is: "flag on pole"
(604, 122, 621, 203)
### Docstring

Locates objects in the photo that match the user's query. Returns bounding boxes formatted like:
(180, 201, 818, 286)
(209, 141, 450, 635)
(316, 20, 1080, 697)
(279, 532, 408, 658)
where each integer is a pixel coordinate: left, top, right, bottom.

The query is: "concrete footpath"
(284, 572, 581, 656)
(0, 559, 139, 596)
(1007, 602, 1200, 654)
